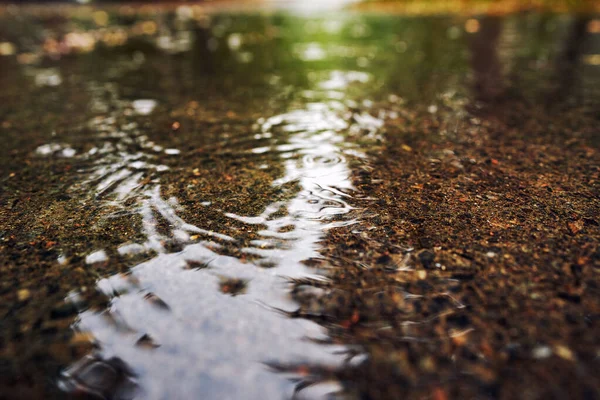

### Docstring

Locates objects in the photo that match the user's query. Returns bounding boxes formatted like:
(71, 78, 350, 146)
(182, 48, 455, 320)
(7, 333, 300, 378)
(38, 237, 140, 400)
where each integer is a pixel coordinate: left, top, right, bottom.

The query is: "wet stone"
(135, 334, 160, 349)
(59, 354, 138, 400)
(417, 250, 436, 269)
(184, 260, 210, 270)
(218, 278, 248, 297)
(142, 293, 170, 311)
(50, 303, 79, 320)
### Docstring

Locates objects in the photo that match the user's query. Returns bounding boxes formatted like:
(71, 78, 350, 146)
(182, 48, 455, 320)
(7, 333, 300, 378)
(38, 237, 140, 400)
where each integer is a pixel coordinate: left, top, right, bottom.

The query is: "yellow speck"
(141, 21, 158, 36)
(17, 289, 31, 301)
(102, 29, 128, 47)
(401, 144, 413, 152)
(465, 19, 480, 34)
(65, 32, 96, 53)
(554, 345, 575, 361)
(417, 270, 427, 280)
(0, 42, 16, 56)
(583, 54, 600, 66)
(93, 11, 109, 27)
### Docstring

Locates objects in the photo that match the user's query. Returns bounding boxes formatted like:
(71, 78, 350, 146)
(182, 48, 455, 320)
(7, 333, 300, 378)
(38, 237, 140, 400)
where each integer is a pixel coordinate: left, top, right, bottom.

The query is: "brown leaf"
(567, 219, 584, 235)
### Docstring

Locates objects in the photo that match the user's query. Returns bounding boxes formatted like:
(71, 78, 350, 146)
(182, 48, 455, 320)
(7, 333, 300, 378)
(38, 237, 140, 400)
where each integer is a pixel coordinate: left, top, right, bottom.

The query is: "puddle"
(38, 58, 385, 398)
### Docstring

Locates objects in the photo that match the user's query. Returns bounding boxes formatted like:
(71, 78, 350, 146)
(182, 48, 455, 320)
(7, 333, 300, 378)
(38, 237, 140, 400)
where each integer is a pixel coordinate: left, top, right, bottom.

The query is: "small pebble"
(136, 333, 160, 349)
(532, 345, 552, 359)
(17, 289, 31, 301)
(144, 292, 171, 310)
(554, 345, 575, 361)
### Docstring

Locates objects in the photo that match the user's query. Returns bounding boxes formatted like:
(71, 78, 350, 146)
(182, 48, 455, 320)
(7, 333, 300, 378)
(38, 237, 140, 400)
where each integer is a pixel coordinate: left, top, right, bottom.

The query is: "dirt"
(289, 95, 600, 399)
(0, 4, 598, 400)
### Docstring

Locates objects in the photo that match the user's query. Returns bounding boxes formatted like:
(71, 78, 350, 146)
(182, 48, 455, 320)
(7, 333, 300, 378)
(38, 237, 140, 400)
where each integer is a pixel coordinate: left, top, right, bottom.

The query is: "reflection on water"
(41, 61, 384, 397)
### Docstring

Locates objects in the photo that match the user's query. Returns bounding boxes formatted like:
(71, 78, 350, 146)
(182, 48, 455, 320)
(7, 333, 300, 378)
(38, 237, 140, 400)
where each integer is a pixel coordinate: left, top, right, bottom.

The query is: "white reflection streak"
(63, 72, 384, 399)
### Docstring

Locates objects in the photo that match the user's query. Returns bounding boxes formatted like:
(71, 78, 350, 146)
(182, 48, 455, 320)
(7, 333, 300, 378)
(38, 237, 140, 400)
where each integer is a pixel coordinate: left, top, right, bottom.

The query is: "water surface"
(1, 5, 598, 399)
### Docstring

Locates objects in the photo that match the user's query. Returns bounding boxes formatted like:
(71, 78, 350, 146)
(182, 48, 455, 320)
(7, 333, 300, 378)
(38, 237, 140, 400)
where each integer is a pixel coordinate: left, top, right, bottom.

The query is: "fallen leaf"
(567, 219, 584, 235)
